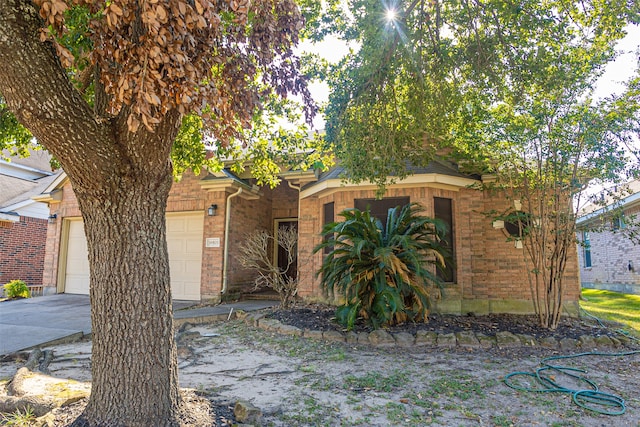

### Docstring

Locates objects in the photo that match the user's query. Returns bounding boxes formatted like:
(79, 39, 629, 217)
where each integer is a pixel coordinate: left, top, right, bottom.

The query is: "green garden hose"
(504, 350, 640, 415)
(580, 306, 640, 343)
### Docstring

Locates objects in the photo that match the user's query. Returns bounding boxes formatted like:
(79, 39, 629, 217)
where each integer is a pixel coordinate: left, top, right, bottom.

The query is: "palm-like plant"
(315, 203, 449, 330)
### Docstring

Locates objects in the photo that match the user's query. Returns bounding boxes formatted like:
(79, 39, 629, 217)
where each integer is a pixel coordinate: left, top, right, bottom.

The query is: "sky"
(592, 24, 640, 100)
(302, 23, 640, 129)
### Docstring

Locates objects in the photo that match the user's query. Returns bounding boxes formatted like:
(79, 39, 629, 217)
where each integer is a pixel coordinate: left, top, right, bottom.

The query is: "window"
(434, 197, 455, 282)
(354, 197, 410, 226)
(612, 214, 626, 230)
(323, 202, 334, 254)
(583, 231, 592, 268)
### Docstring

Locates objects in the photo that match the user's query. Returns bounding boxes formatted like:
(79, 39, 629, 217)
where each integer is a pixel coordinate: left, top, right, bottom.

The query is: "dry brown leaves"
(33, 0, 312, 141)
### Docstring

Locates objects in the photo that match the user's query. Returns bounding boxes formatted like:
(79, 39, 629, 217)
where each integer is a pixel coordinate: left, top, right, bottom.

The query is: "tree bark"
(0, 2, 183, 425)
(79, 173, 180, 426)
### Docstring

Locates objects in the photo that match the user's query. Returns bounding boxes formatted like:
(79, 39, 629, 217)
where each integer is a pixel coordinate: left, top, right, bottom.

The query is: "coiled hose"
(504, 350, 640, 415)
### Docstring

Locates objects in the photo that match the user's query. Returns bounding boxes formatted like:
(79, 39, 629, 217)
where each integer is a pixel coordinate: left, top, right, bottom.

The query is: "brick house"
(0, 150, 60, 288)
(577, 180, 640, 295)
(38, 161, 581, 314)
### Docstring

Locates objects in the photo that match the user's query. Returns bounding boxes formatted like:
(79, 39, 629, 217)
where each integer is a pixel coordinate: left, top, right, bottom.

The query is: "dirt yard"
(1, 318, 639, 426)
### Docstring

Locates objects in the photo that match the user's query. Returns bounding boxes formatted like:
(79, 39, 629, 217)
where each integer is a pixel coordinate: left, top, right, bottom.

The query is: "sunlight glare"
(385, 8, 397, 22)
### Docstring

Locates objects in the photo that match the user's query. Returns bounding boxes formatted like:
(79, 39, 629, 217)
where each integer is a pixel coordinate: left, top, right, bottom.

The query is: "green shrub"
(314, 203, 449, 330)
(3, 279, 30, 299)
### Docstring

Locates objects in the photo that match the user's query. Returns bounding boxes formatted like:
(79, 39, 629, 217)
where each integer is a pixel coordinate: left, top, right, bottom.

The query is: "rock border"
(239, 311, 638, 351)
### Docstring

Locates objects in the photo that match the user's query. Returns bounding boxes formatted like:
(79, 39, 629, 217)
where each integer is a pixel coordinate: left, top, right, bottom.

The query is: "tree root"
(1, 348, 90, 417)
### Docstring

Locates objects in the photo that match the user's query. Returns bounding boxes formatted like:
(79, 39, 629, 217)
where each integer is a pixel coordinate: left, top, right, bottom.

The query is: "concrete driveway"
(0, 294, 91, 355)
(0, 294, 277, 356)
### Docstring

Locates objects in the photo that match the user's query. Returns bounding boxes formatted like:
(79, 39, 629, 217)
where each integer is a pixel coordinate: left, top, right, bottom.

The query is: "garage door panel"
(185, 240, 202, 254)
(166, 218, 186, 232)
(64, 221, 90, 295)
(167, 240, 184, 253)
(63, 213, 204, 300)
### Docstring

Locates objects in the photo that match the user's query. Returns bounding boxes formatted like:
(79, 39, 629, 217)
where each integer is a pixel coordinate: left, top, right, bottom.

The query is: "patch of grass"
(343, 369, 410, 392)
(381, 402, 434, 425)
(426, 374, 487, 400)
(491, 414, 515, 427)
(1, 407, 36, 426)
(580, 289, 640, 338)
(278, 394, 337, 426)
(402, 392, 439, 410)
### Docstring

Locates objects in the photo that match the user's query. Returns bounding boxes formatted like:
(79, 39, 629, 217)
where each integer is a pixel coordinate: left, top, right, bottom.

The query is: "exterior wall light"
(48, 213, 57, 224)
(207, 204, 218, 216)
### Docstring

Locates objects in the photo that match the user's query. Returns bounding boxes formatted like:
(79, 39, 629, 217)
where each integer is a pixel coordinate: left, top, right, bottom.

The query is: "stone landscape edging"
(238, 311, 637, 351)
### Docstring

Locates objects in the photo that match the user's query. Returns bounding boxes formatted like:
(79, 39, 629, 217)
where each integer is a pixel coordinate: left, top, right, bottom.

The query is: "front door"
(274, 219, 298, 282)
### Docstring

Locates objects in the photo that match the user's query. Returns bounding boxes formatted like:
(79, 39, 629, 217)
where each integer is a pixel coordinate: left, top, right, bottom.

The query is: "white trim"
(577, 191, 640, 225)
(3, 199, 35, 212)
(2, 199, 50, 219)
(0, 159, 53, 180)
(300, 174, 479, 199)
(0, 212, 20, 222)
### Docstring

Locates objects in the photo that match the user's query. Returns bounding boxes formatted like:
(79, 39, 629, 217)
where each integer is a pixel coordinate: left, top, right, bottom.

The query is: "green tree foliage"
(321, 0, 637, 183)
(1, 1, 331, 181)
(0, 0, 329, 423)
(315, 203, 448, 330)
(320, 0, 639, 329)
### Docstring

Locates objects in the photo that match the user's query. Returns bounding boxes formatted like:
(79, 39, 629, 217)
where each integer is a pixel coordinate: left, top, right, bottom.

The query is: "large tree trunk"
(77, 170, 180, 425)
(0, 2, 184, 425)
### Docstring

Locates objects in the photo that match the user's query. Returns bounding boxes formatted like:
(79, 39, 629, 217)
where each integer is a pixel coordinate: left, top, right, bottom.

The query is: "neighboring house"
(577, 180, 640, 295)
(38, 160, 581, 314)
(0, 149, 61, 288)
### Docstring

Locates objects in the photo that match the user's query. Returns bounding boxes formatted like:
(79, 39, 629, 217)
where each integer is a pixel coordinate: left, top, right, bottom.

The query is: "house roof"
(1, 149, 52, 172)
(577, 180, 640, 225)
(299, 159, 480, 199)
(0, 171, 62, 210)
(0, 149, 59, 213)
(200, 168, 251, 186)
(311, 159, 475, 185)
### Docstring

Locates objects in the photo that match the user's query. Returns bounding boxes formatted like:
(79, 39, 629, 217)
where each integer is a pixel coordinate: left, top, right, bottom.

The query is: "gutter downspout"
(221, 187, 243, 295)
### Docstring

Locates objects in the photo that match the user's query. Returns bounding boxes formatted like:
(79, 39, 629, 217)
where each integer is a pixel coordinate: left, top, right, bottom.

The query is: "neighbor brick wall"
(0, 216, 47, 287)
(579, 223, 640, 287)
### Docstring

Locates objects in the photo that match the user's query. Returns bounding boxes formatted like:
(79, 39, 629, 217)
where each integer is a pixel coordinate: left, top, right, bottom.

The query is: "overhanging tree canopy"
(0, 0, 320, 424)
(321, 0, 638, 185)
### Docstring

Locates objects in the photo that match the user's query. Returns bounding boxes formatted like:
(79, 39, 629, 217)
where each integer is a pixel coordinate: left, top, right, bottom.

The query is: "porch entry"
(274, 219, 298, 282)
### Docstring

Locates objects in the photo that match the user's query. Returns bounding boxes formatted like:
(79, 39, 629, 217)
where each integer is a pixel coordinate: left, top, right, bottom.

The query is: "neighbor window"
(612, 214, 626, 230)
(434, 197, 455, 282)
(583, 231, 592, 268)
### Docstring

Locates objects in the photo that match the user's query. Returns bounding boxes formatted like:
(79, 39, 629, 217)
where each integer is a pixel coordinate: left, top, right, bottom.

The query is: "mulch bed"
(266, 304, 617, 340)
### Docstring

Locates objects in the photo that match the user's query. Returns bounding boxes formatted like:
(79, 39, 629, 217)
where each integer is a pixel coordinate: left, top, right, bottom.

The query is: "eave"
(300, 173, 479, 199)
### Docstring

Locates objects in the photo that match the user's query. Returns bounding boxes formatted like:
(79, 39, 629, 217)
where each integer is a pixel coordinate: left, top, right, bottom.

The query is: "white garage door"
(63, 213, 204, 300)
(64, 220, 90, 295)
(166, 213, 204, 301)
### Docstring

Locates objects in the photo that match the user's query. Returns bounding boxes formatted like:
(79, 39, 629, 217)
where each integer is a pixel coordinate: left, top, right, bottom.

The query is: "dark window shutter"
(434, 197, 455, 282)
(323, 202, 334, 254)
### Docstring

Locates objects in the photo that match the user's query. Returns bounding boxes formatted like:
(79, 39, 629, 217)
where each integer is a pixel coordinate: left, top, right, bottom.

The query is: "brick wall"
(298, 185, 581, 314)
(41, 170, 580, 310)
(225, 183, 299, 294)
(41, 171, 301, 301)
(0, 216, 48, 287)
(579, 218, 640, 289)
